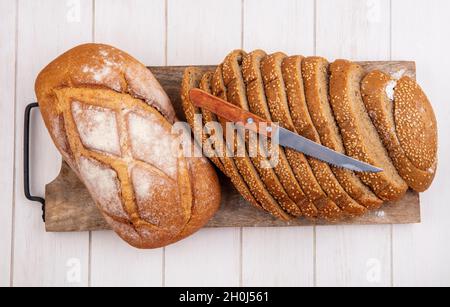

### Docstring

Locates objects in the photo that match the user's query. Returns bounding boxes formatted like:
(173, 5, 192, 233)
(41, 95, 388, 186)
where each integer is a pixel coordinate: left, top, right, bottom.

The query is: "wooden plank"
(91, 0, 165, 287)
(392, 0, 450, 286)
(43, 60, 418, 232)
(164, 0, 242, 287)
(45, 161, 419, 231)
(241, 0, 314, 287)
(12, 0, 92, 286)
(315, 0, 393, 287)
(0, 0, 16, 287)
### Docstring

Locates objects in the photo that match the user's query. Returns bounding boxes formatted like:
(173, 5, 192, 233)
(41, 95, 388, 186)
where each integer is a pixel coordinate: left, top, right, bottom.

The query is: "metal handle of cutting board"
(24, 102, 46, 222)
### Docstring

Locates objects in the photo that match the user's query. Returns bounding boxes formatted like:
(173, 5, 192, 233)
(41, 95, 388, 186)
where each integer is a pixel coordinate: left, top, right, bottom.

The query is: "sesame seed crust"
(220, 51, 292, 220)
(329, 60, 408, 201)
(282, 55, 367, 217)
(242, 49, 317, 218)
(361, 71, 437, 192)
(262, 52, 343, 220)
(302, 57, 382, 209)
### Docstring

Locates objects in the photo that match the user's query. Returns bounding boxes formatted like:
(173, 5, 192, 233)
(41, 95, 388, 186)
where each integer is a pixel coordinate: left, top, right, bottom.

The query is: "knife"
(189, 88, 382, 173)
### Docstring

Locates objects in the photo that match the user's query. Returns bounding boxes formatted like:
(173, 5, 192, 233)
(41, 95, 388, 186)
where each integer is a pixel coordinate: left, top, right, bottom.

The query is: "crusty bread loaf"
(242, 49, 317, 218)
(301, 56, 382, 209)
(329, 59, 408, 201)
(361, 71, 437, 192)
(282, 55, 366, 216)
(220, 50, 291, 220)
(261, 52, 342, 220)
(36, 43, 221, 248)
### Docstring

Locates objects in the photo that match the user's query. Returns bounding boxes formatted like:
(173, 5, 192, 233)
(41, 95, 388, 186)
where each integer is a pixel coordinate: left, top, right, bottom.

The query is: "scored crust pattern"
(55, 87, 192, 242)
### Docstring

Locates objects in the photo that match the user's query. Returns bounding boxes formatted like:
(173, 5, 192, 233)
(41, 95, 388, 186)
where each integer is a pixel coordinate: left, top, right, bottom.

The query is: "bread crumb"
(385, 80, 397, 100)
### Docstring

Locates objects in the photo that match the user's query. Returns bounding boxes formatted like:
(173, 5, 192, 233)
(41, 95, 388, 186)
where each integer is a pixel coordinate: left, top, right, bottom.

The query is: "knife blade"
(189, 88, 382, 173)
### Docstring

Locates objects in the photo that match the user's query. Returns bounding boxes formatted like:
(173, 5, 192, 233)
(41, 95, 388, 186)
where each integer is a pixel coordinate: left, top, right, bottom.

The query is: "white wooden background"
(1, 0, 449, 287)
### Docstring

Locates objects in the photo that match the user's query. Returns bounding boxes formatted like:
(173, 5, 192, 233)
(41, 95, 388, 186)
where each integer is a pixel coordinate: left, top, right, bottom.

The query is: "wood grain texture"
(91, 0, 165, 287)
(315, 0, 393, 287)
(0, 0, 16, 287)
(392, 0, 450, 286)
(12, 0, 92, 286)
(45, 161, 420, 231)
(164, 0, 242, 287)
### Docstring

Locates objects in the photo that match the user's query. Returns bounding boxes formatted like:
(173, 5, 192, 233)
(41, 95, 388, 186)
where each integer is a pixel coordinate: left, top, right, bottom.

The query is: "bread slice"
(301, 57, 382, 209)
(329, 59, 408, 201)
(242, 49, 317, 218)
(213, 57, 291, 220)
(282, 55, 367, 216)
(181, 67, 203, 141)
(199, 70, 263, 211)
(261, 52, 342, 220)
(361, 71, 437, 192)
(181, 68, 226, 173)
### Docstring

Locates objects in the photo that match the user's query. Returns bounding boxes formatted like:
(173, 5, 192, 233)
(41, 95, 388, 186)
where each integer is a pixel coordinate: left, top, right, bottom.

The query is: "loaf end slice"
(329, 59, 408, 201)
(361, 70, 437, 191)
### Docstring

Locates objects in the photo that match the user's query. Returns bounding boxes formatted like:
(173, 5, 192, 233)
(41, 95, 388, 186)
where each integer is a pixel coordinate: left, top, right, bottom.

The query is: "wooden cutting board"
(44, 62, 420, 232)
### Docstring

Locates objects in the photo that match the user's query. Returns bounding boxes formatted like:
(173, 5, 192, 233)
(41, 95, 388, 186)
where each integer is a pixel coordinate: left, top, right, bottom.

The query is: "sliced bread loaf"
(361, 71, 437, 192)
(329, 60, 408, 201)
(220, 50, 302, 216)
(242, 49, 317, 218)
(261, 52, 343, 220)
(302, 57, 382, 209)
(216, 53, 292, 220)
(282, 55, 367, 216)
(199, 69, 264, 211)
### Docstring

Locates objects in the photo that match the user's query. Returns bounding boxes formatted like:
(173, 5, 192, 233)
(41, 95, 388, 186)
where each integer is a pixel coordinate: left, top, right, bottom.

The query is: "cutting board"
(44, 62, 421, 232)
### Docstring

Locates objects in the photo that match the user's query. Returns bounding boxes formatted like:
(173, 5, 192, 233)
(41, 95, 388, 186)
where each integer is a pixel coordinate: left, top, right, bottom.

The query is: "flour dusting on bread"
(78, 156, 128, 219)
(127, 112, 177, 179)
(72, 101, 121, 156)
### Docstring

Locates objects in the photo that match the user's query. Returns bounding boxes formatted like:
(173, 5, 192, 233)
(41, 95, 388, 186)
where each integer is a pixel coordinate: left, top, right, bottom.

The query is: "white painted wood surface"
(314, 0, 392, 287)
(165, 0, 242, 287)
(12, 0, 92, 286)
(1, 0, 449, 287)
(241, 0, 315, 287)
(0, 0, 16, 287)
(391, 0, 450, 287)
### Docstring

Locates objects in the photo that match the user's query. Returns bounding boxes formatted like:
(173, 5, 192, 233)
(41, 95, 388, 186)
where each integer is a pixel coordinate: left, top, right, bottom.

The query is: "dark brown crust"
(301, 56, 382, 209)
(261, 52, 342, 220)
(329, 59, 408, 201)
(282, 55, 366, 216)
(242, 49, 317, 218)
(361, 71, 437, 192)
(35, 43, 221, 248)
(220, 50, 291, 220)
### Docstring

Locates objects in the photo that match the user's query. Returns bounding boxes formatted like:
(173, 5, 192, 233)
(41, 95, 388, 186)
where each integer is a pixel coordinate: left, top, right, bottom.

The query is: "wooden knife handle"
(189, 88, 276, 137)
